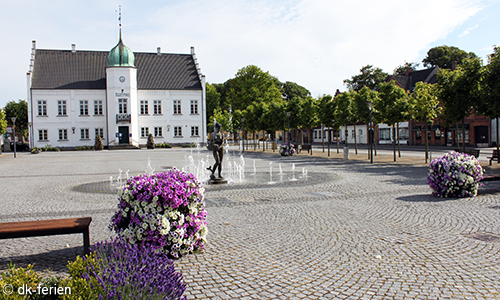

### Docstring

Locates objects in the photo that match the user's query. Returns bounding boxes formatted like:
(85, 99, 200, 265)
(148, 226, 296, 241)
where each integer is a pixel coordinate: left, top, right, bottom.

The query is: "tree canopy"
(422, 45, 477, 69)
(344, 65, 388, 91)
(393, 62, 420, 75)
(280, 81, 311, 101)
(4, 100, 28, 137)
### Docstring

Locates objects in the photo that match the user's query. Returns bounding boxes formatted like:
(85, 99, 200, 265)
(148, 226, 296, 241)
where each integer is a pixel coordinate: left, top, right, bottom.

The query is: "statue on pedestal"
(207, 122, 227, 184)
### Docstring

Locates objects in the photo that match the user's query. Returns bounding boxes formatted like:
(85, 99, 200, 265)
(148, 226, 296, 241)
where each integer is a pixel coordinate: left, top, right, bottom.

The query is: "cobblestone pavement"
(1, 149, 499, 299)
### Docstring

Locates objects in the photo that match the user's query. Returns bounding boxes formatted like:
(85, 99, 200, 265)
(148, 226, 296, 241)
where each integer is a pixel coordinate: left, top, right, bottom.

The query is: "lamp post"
(367, 101, 374, 164)
(241, 118, 245, 153)
(286, 111, 291, 145)
(11, 117, 17, 158)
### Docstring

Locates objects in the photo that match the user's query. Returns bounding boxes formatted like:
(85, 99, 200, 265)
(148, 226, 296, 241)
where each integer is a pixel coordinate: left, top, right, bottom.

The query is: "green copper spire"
(107, 31, 135, 67)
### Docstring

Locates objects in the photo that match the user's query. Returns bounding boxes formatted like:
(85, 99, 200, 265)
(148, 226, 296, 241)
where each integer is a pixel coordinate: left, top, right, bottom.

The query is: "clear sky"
(1, 0, 499, 109)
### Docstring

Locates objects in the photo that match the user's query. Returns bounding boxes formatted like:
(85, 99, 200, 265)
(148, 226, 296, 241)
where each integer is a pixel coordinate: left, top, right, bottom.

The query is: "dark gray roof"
(31, 49, 202, 90)
(387, 66, 439, 92)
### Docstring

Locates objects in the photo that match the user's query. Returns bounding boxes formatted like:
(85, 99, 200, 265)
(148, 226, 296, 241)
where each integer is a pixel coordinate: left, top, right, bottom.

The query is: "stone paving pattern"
(0, 148, 499, 299)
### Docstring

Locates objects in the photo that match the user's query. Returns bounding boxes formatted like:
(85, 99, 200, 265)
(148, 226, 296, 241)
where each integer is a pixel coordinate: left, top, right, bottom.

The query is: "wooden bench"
(0, 217, 92, 255)
(463, 149, 480, 158)
(488, 150, 500, 165)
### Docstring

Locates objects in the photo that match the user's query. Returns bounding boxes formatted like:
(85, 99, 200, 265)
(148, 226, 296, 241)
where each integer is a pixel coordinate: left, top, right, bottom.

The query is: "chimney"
(71, 44, 76, 53)
(157, 47, 161, 56)
(405, 66, 412, 75)
(451, 61, 458, 70)
(190, 46, 195, 55)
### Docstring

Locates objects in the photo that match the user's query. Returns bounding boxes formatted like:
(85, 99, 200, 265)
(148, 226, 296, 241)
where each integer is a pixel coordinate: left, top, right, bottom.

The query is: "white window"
(154, 127, 163, 137)
(80, 128, 90, 140)
(191, 126, 199, 137)
(38, 101, 47, 116)
(140, 100, 149, 115)
(173, 100, 181, 115)
(379, 128, 391, 140)
(95, 128, 104, 139)
(153, 100, 162, 114)
(118, 99, 128, 114)
(58, 129, 68, 140)
(94, 100, 103, 115)
(141, 127, 149, 137)
(80, 100, 89, 116)
(38, 129, 48, 141)
(359, 129, 363, 137)
(190, 100, 198, 114)
(174, 126, 182, 137)
(58, 100, 67, 116)
(399, 128, 409, 140)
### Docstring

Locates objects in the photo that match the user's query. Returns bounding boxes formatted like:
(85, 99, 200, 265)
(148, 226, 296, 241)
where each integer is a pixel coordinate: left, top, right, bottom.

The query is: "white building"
(27, 35, 206, 149)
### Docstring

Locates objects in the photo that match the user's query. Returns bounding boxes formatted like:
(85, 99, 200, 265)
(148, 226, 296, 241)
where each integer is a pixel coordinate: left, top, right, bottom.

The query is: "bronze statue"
(207, 122, 224, 180)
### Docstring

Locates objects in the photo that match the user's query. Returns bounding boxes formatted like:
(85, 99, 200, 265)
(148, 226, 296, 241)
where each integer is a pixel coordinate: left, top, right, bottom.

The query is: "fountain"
(268, 162, 276, 184)
(290, 163, 298, 181)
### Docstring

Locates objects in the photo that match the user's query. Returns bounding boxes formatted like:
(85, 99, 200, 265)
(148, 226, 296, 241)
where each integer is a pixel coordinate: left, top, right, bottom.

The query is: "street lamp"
(241, 118, 245, 153)
(11, 117, 17, 158)
(286, 112, 291, 145)
(367, 101, 374, 164)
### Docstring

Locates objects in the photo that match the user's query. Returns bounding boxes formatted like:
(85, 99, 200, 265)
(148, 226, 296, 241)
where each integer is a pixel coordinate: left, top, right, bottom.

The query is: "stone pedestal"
(208, 178, 228, 185)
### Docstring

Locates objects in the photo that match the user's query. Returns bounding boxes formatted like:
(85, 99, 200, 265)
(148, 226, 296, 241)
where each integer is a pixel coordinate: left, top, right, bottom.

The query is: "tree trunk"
(309, 128, 313, 155)
(367, 124, 370, 160)
(254, 131, 256, 151)
(462, 118, 466, 153)
(336, 130, 340, 154)
(397, 123, 401, 158)
(354, 123, 358, 155)
(322, 125, 325, 153)
(344, 125, 348, 148)
(392, 124, 396, 162)
(425, 125, 429, 164)
(455, 121, 460, 151)
(328, 129, 331, 156)
(374, 124, 377, 156)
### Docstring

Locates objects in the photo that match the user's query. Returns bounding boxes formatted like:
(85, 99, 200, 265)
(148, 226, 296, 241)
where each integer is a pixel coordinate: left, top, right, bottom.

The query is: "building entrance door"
(475, 126, 488, 147)
(119, 126, 129, 144)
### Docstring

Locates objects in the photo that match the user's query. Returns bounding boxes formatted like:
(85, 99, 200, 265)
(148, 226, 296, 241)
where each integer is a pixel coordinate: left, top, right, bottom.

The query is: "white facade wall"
(29, 89, 206, 149)
(30, 90, 107, 148)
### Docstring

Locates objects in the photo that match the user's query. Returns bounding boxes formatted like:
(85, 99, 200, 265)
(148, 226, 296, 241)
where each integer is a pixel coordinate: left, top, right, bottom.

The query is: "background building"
(27, 37, 206, 149)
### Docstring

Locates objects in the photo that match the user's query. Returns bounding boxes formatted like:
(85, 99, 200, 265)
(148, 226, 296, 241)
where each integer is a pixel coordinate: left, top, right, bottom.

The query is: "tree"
(422, 45, 477, 69)
(393, 62, 420, 75)
(225, 65, 283, 112)
(317, 94, 335, 155)
(377, 81, 409, 161)
(354, 87, 379, 159)
(262, 99, 286, 151)
(333, 91, 355, 149)
(206, 83, 221, 132)
(437, 57, 482, 152)
(286, 97, 302, 144)
(0, 109, 7, 154)
(299, 96, 319, 154)
(344, 65, 388, 91)
(410, 82, 442, 163)
(280, 81, 311, 101)
(478, 46, 500, 151)
(4, 100, 28, 140)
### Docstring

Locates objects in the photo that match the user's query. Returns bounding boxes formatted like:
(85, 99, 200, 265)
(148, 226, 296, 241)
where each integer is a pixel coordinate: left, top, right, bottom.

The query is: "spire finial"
(118, 5, 122, 40)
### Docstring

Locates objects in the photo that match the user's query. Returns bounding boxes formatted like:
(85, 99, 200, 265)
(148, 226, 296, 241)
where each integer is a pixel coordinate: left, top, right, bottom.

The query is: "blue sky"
(1, 0, 499, 109)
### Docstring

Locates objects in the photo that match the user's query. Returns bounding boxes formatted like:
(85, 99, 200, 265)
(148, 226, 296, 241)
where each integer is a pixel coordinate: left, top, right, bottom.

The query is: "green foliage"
(376, 81, 409, 126)
(333, 91, 355, 127)
(317, 94, 336, 129)
(478, 46, 500, 118)
(60, 253, 101, 300)
(437, 57, 482, 125)
(43, 145, 60, 152)
(94, 135, 103, 151)
(4, 100, 28, 138)
(280, 81, 311, 101)
(353, 87, 379, 124)
(147, 133, 155, 149)
(410, 82, 441, 124)
(206, 83, 222, 132)
(422, 45, 477, 69)
(155, 142, 172, 148)
(0, 263, 43, 300)
(225, 65, 283, 112)
(262, 99, 286, 131)
(344, 65, 388, 91)
(181, 142, 198, 148)
(76, 146, 93, 151)
(211, 108, 234, 132)
(393, 61, 420, 75)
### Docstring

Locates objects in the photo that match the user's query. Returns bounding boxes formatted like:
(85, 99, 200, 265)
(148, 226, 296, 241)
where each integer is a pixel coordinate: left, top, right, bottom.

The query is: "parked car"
(10, 142, 30, 151)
